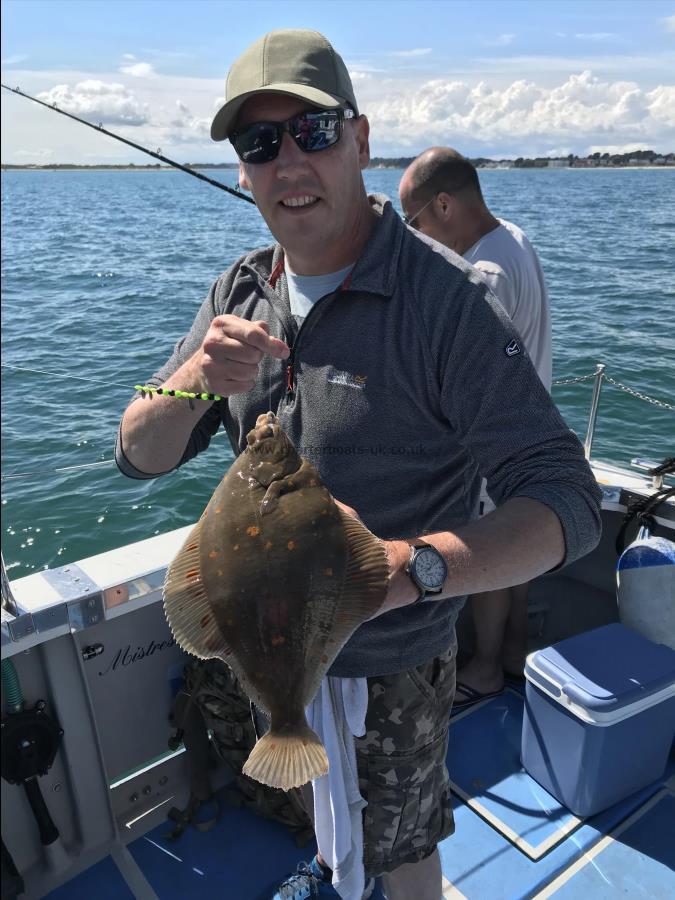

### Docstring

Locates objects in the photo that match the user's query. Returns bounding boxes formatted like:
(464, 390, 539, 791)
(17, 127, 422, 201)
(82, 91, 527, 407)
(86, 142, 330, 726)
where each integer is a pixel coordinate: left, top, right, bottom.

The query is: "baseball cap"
(211, 29, 359, 142)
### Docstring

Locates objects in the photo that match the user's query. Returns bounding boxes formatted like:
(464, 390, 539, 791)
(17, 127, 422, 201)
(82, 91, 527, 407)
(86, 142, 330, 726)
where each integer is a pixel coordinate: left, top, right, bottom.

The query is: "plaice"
(163, 412, 389, 789)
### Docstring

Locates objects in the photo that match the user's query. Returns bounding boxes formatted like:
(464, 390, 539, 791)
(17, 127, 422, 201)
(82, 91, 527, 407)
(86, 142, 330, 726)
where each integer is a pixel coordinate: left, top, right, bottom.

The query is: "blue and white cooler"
(521, 623, 675, 817)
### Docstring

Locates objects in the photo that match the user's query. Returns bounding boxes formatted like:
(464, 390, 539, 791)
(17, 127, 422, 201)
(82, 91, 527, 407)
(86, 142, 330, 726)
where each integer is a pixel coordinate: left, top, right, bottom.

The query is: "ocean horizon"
(1, 166, 674, 579)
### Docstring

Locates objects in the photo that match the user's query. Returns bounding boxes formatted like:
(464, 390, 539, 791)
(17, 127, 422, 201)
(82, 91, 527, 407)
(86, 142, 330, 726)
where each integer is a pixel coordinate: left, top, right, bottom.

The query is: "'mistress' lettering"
(98, 637, 177, 675)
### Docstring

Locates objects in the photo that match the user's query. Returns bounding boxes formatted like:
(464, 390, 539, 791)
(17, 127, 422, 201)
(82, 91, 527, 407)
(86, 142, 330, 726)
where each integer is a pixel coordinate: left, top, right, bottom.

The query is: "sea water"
(1, 167, 674, 577)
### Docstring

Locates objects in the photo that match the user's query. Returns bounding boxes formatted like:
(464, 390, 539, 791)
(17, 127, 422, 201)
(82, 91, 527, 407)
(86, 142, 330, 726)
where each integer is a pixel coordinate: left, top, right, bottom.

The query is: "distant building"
(548, 159, 570, 168)
(476, 160, 514, 169)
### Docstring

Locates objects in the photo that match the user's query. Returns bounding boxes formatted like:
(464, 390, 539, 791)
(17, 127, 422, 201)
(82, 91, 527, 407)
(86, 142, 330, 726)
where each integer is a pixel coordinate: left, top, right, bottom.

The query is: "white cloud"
(660, 14, 675, 32)
(389, 48, 432, 58)
(363, 70, 675, 155)
(6, 60, 673, 163)
(13, 147, 54, 159)
(2, 54, 28, 66)
(485, 34, 516, 47)
(119, 62, 156, 78)
(648, 85, 675, 128)
(162, 99, 211, 143)
(122, 53, 136, 61)
(575, 33, 617, 41)
(471, 52, 674, 79)
(586, 142, 651, 155)
(36, 81, 150, 126)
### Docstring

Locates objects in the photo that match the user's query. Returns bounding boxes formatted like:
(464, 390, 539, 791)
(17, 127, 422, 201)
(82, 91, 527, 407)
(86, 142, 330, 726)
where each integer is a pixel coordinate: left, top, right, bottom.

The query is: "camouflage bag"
(174, 658, 314, 847)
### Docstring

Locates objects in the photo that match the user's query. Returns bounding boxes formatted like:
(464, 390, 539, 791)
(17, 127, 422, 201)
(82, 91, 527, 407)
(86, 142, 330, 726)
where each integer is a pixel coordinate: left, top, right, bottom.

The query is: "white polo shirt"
(464, 219, 552, 391)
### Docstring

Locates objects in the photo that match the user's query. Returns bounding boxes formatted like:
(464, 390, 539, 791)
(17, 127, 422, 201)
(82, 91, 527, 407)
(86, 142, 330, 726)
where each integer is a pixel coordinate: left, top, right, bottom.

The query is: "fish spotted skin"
(163, 413, 389, 788)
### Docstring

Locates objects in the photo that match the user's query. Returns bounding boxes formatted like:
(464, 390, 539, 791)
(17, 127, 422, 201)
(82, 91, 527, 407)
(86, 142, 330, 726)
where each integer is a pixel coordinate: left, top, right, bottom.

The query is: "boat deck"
(43, 684, 675, 900)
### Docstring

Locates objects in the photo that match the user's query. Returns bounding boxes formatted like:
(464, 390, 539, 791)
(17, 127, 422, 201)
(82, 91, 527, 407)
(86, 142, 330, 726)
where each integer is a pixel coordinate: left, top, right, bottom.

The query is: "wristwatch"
(405, 540, 448, 604)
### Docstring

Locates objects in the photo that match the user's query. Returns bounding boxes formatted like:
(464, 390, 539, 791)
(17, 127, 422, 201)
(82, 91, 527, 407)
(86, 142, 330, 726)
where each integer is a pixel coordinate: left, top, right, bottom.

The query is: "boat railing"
(584, 363, 606, 459)
(550, 362, 674, 463)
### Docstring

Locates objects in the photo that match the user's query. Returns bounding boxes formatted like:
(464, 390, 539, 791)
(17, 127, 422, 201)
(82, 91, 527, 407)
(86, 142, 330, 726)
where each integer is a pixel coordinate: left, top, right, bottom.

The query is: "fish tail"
(242, 725, 328, 791)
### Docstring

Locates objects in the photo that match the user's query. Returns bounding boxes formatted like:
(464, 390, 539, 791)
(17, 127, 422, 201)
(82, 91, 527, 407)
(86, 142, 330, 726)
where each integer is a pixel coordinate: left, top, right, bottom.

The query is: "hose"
(1, 658, 24, 714)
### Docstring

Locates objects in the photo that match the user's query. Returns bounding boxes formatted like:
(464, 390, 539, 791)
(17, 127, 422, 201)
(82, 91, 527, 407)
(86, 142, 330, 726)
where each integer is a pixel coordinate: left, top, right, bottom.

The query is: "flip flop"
(452, 681, 504, 711)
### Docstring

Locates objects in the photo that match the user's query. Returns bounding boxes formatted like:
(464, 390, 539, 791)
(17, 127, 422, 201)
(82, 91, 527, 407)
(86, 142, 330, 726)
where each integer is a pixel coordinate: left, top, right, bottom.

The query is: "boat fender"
(616, 525, 675, 650)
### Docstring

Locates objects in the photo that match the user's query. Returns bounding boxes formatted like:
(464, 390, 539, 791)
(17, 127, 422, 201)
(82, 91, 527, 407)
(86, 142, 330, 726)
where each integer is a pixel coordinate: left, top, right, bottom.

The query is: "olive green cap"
(211, 29, 358, 141)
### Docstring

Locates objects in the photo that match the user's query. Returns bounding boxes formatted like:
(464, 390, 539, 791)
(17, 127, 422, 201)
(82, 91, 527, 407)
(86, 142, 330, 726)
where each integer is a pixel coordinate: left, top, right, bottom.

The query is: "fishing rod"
(1, 83, 255, 204)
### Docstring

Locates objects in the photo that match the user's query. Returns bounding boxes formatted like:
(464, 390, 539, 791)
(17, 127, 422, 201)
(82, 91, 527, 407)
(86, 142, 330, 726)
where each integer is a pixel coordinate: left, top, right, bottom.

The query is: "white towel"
(305, 676, 369, 900)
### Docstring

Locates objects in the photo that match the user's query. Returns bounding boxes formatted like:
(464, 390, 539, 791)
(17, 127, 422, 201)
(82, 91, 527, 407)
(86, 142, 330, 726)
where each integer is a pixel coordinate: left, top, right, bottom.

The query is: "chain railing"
(552, 362, 674, 460)
(551, 372, 599, 386)
(552, 369, 674, 408)
(603, 374, 675, 411)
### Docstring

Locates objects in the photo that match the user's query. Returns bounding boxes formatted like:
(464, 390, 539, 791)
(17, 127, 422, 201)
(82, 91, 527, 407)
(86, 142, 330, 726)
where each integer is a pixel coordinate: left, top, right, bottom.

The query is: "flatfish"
(163, 412, 389, 790)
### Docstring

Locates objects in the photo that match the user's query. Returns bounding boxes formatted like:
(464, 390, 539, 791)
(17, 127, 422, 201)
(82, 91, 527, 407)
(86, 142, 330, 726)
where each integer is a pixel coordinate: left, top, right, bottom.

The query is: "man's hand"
(121, 316, 289, 475)
(376, 539, 418, 616)
(332, 498, 363, 523)
(191, 315, 290, 397)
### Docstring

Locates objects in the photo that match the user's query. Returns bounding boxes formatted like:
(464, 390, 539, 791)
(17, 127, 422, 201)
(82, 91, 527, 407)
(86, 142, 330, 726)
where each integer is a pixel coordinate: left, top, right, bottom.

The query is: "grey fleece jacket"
(116, 194, 602, 677)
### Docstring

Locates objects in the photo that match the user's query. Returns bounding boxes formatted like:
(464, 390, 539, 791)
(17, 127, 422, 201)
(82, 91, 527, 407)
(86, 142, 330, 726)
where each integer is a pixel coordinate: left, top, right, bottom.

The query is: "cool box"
(521, 623, 675, 817)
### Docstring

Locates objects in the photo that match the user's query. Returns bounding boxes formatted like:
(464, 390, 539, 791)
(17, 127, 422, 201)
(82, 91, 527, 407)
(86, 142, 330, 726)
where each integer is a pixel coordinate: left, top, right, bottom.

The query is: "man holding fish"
(116, 28, 602, 900)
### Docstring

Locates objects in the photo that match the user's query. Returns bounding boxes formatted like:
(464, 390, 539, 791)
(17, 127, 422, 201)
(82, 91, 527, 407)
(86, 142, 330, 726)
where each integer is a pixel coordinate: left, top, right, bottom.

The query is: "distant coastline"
(0, 163, 239, 171)
(2, 149, 673, 171)
(368, 149, 674, 170)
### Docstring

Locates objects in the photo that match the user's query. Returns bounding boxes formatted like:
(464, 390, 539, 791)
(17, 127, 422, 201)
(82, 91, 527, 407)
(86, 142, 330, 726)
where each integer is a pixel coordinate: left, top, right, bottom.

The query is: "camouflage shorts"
(355, 646, 456, 876)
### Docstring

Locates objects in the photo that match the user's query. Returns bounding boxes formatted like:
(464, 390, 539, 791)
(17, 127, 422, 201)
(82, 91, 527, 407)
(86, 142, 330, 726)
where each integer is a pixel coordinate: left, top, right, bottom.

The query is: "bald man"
(400, 148, 552, 705)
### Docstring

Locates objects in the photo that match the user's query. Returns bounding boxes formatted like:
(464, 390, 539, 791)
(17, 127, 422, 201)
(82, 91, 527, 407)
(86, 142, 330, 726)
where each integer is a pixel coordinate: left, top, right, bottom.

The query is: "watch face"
(413, 547, 447, 590)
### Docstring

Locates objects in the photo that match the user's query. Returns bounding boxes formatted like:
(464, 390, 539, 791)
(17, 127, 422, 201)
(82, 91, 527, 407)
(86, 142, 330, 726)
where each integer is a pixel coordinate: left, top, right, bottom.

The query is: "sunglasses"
(230, 107, 355, 165)
(403, 195, 437, 228)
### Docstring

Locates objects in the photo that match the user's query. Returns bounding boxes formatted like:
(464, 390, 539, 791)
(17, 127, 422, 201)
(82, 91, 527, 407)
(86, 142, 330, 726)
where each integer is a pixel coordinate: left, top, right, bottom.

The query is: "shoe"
(452, 681, 504, 711)
(270, 856, 375, 899)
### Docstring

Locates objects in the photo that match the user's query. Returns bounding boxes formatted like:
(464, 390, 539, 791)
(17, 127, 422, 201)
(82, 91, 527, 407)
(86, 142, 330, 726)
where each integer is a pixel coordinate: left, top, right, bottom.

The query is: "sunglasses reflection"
(232, 108, 353, 164)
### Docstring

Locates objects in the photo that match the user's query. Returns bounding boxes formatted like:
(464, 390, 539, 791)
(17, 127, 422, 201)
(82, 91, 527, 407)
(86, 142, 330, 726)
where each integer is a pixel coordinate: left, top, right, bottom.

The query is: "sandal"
(452, 681, 504, 711)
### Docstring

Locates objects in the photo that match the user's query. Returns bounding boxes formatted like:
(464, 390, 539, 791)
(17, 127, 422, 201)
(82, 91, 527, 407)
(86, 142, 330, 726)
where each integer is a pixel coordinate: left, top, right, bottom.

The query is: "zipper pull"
(286, 348, 295, 394)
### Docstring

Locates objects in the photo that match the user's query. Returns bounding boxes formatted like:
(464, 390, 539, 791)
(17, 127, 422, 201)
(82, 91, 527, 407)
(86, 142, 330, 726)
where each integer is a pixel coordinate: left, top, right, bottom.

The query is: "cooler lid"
(525, 623, 675, 715)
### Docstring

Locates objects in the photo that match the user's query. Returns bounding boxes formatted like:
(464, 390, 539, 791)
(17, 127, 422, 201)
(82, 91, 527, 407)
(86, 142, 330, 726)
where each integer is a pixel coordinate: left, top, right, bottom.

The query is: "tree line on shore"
(371, 149, 673, 168)
(2, 149, 672, 170)
(370, 149, 673, 168)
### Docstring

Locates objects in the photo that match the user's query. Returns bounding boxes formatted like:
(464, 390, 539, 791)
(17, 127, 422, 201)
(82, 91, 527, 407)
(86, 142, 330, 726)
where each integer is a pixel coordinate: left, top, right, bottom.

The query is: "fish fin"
(305, 510, 389, 699)
(301, 511, 389, 699)
(242, 726, 328, 790)
(338, 510, 390, 625)
(162, 519, 230, 660)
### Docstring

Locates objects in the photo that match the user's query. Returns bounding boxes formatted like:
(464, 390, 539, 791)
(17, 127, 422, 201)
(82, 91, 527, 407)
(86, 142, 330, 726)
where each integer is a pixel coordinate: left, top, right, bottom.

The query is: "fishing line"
(2, 460, 114, 481)
(2, 433, 229, 484)
(1, 364, 228, 483)
(1, 363, 132, 392)
(0, 88, 261, 492)
(1, 364, 223, 401)
(1, 83, 255, 205)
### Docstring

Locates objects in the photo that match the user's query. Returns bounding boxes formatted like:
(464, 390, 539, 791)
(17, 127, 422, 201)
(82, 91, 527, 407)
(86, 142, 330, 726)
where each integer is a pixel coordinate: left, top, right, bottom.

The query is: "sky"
(1, 0, 674, 164)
